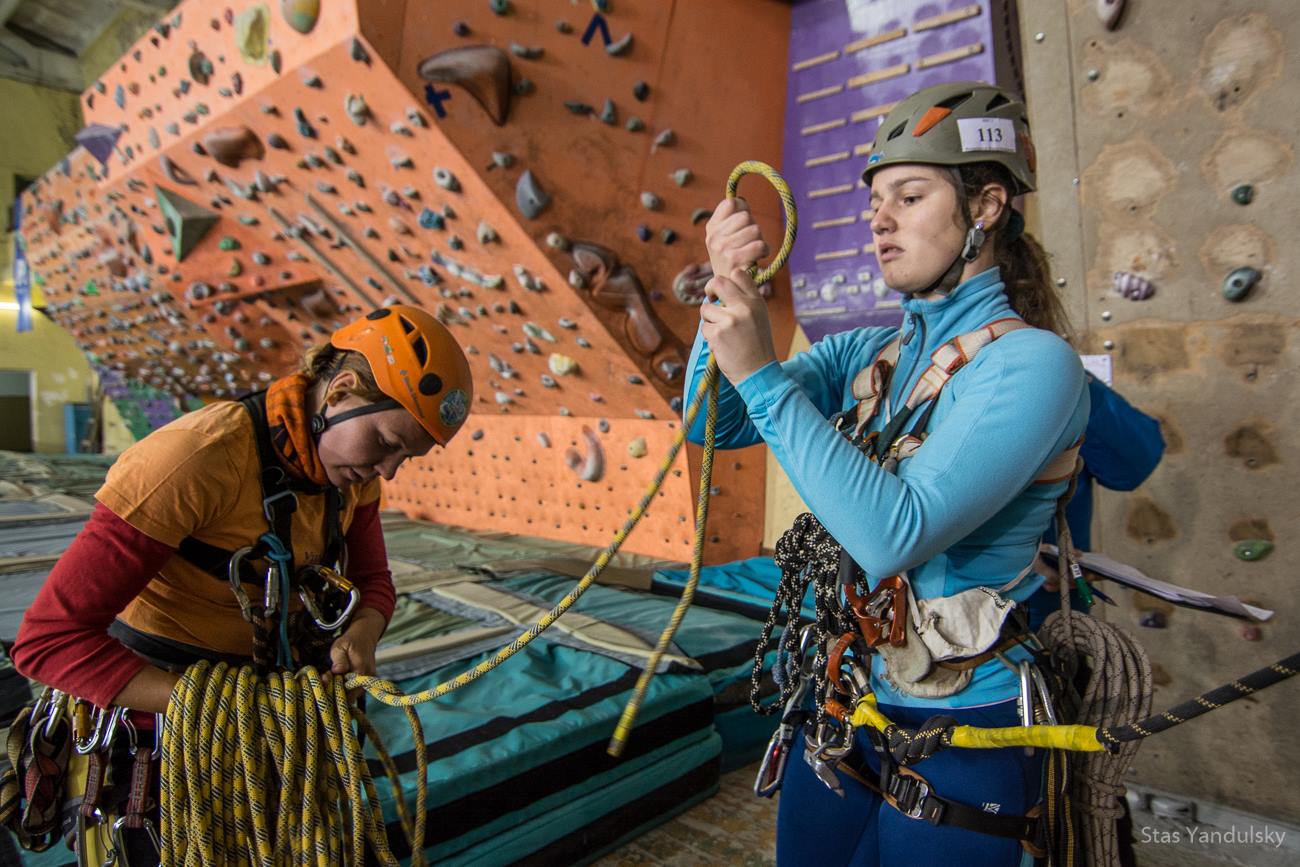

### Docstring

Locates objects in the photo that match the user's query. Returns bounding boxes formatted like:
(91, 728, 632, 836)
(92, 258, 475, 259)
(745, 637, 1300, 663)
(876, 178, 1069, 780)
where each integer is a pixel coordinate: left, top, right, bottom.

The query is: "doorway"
(0, 370, 34, 451)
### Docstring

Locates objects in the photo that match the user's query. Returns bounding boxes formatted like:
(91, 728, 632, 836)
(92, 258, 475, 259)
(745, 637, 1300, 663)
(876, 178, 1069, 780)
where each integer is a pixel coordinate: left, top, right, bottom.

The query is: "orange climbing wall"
(1020, 0, 1300, 821)
(18, 0, 793, 562)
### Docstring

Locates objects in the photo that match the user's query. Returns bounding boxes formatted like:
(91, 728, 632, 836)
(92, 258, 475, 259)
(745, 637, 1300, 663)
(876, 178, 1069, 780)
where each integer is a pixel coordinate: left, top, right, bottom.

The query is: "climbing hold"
(301, 69, 322, 88)
(607, 33, 633, 56)
(344, 93, 369, 125)
(251, 251, 270, 265)
(661, 228, 677, 245)
(418, 46, 513, 125)
(324, 146, 343, 165)
(546, 232, 571, 250)
(434, 167, 461, 191)
(218, 237, 241, 251)
(599, 98, 617, 125)
(419, 208, 445, 230)
(627, 437, 648, 459)
(159, 155, 197, 186)
(1233, 539, 1273, 562)
(494, 391, 512, 405)
(625, 116, 645, 132)
(294, 108, 317, 138)
(281, 0, 320, 34)
(525, 322, 557, 343)
(476, 221, 499, 244)
(470, 429, 484, 441)
(537, 432, 551, 448)
(673, 262, 711, 305)
(491, 151, 515, 169)
(1231, 184, 1254, 206)
(510, 43, 543, 60)
(351, 38, 370, 64)
(652, 128, 675, 150)
(453, 21, 471, 36)
(558, 317, 577, 329)
(635, 225, 651, 242)
(267, 132, 289, 150)
(389, 217, 412, 236)
(555, 20, 572, 34)
(1138, 611, 1166, 629)
(155, 186, 219, 261)
(337, 136, 357, 155)
(1222, 266, 1261, 302)
(185, 281, 212, 302)
(672, 168, 693, 187)
(406, 107, 426, 128)
(490, 0, 511, 14)
(227, 258, 243, 277)
(76, 123, 123, 167)
(690, 208, 712, 224)
(640, 192, 661, 210)
(234, 5, 270, 65)
(564, 426, 605, 482)
(514, 78, 534, 95)
(513, 265, 543, 292)
(389, 150, 414, 170)
(565, 101, 594, 115)
(548, 353, 577, 376)
(1112, 271, 1154, 301)
(270, 50, 282, 73)
(449, 235, 464, 250)
(316, 181, 337, 195)
(515, 170, 551, 219)
(442, 204, 456, 219)
(633, 81, 649, 101)
(200, 125, 263, 167)
(1096, 0, 1125, 30)
(114, 84, 126, 109)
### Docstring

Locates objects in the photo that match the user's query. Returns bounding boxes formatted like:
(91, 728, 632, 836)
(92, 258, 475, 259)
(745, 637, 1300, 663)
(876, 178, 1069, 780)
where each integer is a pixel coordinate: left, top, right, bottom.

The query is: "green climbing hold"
(218, 237, 242, 251)
(1233, 539, 1273, 562)
(490, 0, 511, 15)
(83, 280, 99, 296)
(1231, 184, 1254, 206)
(155, 185, 219, 262)
(1222, 266, 1261, 302)
(281, 0, 321, 35)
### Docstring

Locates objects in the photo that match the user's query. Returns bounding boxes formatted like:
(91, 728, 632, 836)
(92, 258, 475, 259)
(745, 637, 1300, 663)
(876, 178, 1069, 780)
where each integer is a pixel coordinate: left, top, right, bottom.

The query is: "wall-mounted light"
(0, 301, 22, 311)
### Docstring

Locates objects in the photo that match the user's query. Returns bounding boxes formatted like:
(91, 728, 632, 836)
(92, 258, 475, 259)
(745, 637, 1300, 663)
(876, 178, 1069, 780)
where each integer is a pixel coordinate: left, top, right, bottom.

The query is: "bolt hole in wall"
(0, 370, 34, 451)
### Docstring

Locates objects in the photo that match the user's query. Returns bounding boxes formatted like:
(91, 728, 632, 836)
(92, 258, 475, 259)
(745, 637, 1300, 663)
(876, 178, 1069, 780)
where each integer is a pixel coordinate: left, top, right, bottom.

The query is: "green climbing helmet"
(861, 81, 1037, 195)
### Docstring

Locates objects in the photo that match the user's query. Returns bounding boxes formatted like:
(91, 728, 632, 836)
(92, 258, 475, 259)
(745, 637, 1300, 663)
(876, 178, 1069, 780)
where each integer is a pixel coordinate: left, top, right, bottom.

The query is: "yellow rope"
(607, 161, 798, 755)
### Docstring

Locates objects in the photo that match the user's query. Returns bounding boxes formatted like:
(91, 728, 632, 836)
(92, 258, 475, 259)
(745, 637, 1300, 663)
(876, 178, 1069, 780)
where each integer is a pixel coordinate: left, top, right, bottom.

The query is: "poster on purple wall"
(781, 0, 1019, 342)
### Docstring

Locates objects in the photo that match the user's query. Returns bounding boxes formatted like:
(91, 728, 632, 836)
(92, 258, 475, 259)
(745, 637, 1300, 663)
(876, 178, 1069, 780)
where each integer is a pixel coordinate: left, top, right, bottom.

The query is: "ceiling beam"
(0, 27, 84, 91)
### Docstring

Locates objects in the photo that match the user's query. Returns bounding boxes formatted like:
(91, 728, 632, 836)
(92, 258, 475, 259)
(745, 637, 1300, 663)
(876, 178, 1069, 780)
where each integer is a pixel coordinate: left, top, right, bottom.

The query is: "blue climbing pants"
(776, 699, 1044, 867)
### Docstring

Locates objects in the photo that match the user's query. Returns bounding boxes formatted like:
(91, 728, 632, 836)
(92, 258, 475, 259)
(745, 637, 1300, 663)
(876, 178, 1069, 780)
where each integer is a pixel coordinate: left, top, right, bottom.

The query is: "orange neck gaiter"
(264, 373, 329, 487)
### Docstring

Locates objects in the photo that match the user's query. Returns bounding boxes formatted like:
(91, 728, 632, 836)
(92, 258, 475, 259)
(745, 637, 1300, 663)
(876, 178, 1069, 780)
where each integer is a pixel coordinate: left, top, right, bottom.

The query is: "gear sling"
(754, 317, 1081, 858)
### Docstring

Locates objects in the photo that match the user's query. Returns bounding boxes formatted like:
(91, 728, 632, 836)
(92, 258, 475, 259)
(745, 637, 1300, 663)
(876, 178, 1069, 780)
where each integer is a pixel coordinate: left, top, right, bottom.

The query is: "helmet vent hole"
(937, 93, 973, 110)
(399, 316, 416, 334)
(411, 335, 428, 366)
(985, 93, 1011, 110)
(366, 309, 391, 321)
(418, 373, 442, 396)
(886, 122, 907, 141)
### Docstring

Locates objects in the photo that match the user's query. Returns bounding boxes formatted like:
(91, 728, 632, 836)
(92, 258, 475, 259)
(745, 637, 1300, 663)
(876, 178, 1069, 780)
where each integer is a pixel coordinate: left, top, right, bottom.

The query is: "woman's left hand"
(700, 268, 778, 385)
(329, 607, 386, 697)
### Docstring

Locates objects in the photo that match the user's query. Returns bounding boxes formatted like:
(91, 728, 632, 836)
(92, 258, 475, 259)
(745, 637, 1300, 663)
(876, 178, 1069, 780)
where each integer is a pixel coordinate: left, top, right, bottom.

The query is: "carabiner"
(75, 705, 108, 755)
(227, 545, 257, 617)
(42, 689, 67, 739)
(297, 565, 360, 630)
(111, 816, 162, 864)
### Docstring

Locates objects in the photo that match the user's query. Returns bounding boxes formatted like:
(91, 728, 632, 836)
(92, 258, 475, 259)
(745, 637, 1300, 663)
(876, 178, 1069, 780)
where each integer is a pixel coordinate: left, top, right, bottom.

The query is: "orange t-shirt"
(98, 401, 381, 656)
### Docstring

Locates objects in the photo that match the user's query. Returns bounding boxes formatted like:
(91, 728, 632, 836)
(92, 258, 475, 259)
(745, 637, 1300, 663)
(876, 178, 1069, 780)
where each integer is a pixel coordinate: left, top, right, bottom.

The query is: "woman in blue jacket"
(688, 82, 1087, 865)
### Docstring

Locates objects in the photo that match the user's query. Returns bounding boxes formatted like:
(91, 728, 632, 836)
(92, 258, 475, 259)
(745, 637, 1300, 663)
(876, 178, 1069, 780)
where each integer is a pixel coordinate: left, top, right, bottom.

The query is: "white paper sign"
(1080, 353, 1113, 386)
(957, 117, 1017, 153)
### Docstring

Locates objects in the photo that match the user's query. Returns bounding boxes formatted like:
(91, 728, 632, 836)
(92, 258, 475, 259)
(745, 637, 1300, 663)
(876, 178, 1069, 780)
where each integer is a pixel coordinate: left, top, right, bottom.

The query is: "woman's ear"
(971, 183, 1009, 228)
(325, 370, 359, 405)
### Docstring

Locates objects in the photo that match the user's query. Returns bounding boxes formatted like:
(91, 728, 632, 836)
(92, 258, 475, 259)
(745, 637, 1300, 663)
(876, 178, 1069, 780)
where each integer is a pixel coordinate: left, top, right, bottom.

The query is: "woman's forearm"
(110, 665, 182, 714)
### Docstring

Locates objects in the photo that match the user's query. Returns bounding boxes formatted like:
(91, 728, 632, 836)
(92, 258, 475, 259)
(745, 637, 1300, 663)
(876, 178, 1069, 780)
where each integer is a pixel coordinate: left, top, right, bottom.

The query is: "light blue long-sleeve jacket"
(684, 267, 1089, 708)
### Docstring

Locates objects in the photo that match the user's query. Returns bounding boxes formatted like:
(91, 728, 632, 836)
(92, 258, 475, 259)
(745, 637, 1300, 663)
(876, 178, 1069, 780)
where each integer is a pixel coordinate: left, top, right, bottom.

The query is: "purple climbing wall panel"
(782, 0, 1023, 341)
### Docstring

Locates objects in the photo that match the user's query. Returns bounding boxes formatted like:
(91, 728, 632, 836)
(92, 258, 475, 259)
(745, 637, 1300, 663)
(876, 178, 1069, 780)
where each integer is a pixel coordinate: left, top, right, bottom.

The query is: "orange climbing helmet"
(326, 305, 473, 445)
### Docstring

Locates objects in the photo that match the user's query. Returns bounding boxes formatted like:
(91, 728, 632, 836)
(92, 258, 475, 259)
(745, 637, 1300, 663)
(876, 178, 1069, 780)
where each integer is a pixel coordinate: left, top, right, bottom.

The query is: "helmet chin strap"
(918, 219, 986, 296)
(310, 398, 403, 442)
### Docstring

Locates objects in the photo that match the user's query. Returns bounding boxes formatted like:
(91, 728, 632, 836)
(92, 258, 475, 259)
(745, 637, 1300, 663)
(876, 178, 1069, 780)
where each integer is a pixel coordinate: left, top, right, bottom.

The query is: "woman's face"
(315, 394, 437, 488)
(868, 164, 967, 294)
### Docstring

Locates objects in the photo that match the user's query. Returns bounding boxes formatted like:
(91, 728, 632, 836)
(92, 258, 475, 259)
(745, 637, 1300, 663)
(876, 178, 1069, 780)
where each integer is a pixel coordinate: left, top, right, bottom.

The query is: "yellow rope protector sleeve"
(607, 161, 799, 756)
(849, 693, 1107, 753)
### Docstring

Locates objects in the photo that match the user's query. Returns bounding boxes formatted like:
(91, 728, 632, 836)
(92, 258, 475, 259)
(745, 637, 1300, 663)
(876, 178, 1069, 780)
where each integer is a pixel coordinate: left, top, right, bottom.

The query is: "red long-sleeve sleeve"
(11, 504, 174, 708)
(345, 501, 395, 624)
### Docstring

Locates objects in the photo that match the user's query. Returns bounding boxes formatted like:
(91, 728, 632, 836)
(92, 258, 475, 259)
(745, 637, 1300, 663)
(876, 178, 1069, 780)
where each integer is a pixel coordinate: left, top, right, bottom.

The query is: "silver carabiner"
(75, 705, 108, 755)
(42, 689, 67, 739)
(1027, 663, 1059, 726)
(228, 545, 257, 617)
(298, 585, 359, 631)
(111, 816, 162, 865)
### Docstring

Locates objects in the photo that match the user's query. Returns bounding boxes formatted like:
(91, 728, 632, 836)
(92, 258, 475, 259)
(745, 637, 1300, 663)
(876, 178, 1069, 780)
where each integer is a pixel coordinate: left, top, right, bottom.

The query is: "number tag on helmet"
(957, 118, 1017, 153)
